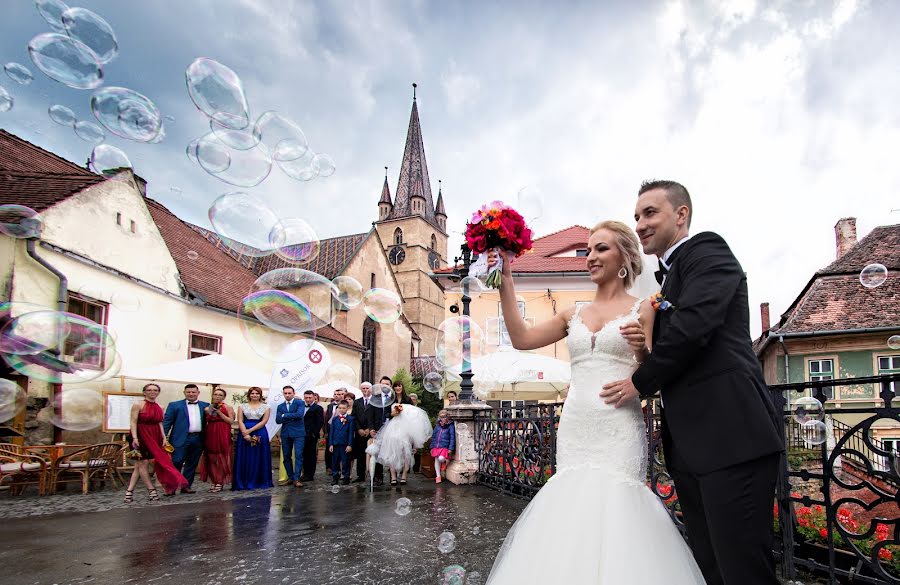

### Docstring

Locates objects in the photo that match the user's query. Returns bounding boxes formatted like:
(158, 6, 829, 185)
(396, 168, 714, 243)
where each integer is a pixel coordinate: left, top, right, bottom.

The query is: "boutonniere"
(649, 292, 675, 312)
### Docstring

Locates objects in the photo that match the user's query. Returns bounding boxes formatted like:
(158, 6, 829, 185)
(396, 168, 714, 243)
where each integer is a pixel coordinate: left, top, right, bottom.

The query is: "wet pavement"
(0, 477, 525, 585)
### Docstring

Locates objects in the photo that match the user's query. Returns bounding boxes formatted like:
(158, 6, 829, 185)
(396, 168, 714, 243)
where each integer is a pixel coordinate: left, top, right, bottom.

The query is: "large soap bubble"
(208, 192, 280, 257)
(0, 205, 42, 239)
(436, 316, 486, 375)
(268, 218, 320, 265)
(253, 111, 308, 161)
(89, 144, 131, 176)
(35, 0, 69, 32)
(362, 289, 403, 324)
(185, 58, 250, 130)
(50, 387, 103, 431)
(249, 268, 339, 333)
(61, 7, 118, 64)
(91, 87, 162, 142)
(28, 32, 103, 89)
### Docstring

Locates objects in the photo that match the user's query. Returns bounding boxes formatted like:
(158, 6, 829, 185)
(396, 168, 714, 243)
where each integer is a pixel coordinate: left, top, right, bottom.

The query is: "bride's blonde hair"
(588, 221, 643, 289)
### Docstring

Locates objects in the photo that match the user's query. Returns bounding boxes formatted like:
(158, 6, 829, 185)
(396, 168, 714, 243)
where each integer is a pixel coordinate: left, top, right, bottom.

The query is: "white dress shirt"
(186, 401, 202, 433)
(660, 236, 691, 270)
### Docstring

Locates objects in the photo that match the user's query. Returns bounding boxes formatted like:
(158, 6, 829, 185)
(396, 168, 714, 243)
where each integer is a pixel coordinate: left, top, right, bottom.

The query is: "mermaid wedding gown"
(486, 300, 706, 584)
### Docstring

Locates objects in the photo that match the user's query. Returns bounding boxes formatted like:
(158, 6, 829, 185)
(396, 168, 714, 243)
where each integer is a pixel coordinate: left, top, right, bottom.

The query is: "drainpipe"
(779, 335, 789, 384)
(26, 238, 67, 444)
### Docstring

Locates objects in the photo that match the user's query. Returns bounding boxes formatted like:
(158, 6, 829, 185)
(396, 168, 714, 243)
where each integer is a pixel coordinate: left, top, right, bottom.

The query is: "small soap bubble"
(74, 120, 105, 144)
(4, 63, 34, 85)
(437, 532, 457, 554)
(362, 289, 403, 324)
(423, 371, 442, 394)
(792, 396, 824, 424)
(860, 264, 888, 288)
(48, 104, 76, 126)
(332, 276, 364, 309)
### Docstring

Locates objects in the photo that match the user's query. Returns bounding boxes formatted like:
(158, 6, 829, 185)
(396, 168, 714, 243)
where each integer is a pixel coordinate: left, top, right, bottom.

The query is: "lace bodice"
(554, 299, 647, 486)
(241, 403, 268, 420)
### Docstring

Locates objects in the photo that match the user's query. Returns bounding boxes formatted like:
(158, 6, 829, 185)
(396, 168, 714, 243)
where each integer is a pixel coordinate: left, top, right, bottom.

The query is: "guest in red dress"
(200, 387, 233, 492)
(124, 383, 189, 503)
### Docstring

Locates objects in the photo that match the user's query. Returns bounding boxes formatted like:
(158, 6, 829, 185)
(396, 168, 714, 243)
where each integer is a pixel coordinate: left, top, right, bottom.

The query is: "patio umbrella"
(121, 354, 270, 388)
(443, 347, 571, 401)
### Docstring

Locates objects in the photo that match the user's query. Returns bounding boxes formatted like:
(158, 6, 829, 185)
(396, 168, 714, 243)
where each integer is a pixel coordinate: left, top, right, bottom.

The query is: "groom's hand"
(600, 378, 638, 408)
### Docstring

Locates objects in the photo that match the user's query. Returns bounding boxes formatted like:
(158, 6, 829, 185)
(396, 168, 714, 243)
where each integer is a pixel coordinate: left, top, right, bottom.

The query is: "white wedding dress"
(486, 300, 706, 584)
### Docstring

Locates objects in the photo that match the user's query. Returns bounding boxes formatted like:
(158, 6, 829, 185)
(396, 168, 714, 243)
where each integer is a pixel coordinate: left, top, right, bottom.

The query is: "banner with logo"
(266, 340, 331, 438)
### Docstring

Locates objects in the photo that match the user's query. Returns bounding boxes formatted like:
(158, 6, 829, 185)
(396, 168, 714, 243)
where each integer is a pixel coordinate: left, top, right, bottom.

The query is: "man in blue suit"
(162, 383, 209, 493)
(276, 385, 306, 488)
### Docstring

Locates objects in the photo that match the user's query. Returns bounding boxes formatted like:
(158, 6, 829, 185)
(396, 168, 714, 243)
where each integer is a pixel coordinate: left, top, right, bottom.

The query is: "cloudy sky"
(2, 0, 898, 338)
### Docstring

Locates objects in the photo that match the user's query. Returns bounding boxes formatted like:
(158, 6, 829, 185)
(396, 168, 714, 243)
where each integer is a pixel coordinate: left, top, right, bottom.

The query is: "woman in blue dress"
(232, 387, 274, 490)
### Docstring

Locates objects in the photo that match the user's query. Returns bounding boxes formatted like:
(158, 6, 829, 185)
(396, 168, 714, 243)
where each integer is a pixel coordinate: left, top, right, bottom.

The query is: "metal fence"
(473, 373, 900, 584)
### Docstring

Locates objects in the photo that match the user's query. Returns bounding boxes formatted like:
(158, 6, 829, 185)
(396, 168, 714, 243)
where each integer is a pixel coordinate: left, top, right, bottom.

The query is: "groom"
(601, 180, 783, 585)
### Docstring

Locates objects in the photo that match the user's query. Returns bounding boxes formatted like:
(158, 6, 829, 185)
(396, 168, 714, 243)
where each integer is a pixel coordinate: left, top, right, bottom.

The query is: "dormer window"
(575, 249, 588, 257)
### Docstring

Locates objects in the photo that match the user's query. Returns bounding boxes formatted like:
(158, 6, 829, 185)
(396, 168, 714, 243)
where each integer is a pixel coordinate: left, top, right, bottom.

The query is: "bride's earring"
(618, 266, 628, 279)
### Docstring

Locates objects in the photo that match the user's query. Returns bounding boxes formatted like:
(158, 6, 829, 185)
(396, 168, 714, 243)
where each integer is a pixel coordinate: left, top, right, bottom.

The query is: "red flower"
(879, 548, 893, 561)
(819, 528, 828, 538)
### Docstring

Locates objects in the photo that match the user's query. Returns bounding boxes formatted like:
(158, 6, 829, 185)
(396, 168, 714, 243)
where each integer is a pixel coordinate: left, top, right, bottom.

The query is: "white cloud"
(440, 59, 480, 114)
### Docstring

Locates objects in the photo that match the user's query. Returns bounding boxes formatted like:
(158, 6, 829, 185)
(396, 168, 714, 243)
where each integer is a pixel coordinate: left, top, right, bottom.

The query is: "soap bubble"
(459, 276, 485, 298)
(110, 291, 141, 312)
(249, 268, 339, 333)
(332, 276, 364, 309)
(800, 420, 827, 447)
(186, 250, 199, 261)
(236, 301, 316, 363)
(792, 396, 825, 424)
(195, 134, 231, 173)
(437, 532, 457, 554)
(208, 192, 280, 257)
(61, 7, 118, 64)
(50, 387, 102, 431)
(74, 120, 105, 143)
(324, 363, 356, 386)
(197, 134, 272, 188)
(48, 104, 75, 126)
(517, 185, 544, 222)
(330, 484, 341, 494)
(860, 264, 888, 288)
(395, 497, 412, 516)
(253, 111, 308, 161)
(889, 336, 900, 350)
(89, 144, 131, 176)
(423, 372, 442, 394)
(0, 379, 26, 422)
(0, 310, 69, 354)
(369, 383, 395, 409)
(268, 218, 319, 265)
(28, 32, 103, 89)
(91, 87, 162, 142)
(362, 289, 403, 324)
(4, 63, 34, 85)
(311, 153, 336, 177)
(278, 149, 316, 181)
(185, 58, 250, 130)
(465, 571, 483, 585)
(209, 121, 260, 150)
(440, 566, 466, 585)
(185, 137, 202, 166)
(0, 86, 11, 113)
(436, 317, 486, 375)
(0, 205, 42, 239)
(35, 0, 69, 32)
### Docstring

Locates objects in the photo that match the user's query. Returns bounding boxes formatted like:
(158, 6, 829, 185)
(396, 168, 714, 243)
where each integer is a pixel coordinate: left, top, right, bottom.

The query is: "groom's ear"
(675, 204, 691, 228)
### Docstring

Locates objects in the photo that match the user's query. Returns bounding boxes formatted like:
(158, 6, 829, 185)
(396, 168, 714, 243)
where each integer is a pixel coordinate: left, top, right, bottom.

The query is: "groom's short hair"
(638, 180, 692, 227)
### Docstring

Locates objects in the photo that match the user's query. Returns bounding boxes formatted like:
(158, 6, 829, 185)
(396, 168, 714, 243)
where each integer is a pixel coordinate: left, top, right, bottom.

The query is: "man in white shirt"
(163, 384, 209, 493)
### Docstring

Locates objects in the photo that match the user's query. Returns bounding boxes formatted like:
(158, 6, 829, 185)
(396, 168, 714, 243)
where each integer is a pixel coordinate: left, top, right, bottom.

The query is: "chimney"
(760, 302, 770, 333)
(834, 217, 857, 259)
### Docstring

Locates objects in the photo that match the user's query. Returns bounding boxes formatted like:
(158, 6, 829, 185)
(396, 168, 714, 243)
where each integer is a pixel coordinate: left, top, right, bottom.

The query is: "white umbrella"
(121, 354, 270, 388)
(444, 347, 571, 401)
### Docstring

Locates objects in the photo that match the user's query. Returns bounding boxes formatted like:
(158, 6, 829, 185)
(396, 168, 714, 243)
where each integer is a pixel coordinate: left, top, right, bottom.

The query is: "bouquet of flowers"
(124, 448, 143, 461)
(247, 435, 260, 446)
(464, 201, 534, 289)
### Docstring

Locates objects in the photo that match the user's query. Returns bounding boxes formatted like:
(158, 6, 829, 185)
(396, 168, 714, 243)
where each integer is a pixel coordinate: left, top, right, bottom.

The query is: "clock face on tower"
(428, 250, 440, 270)
(389, 245, 406, 265)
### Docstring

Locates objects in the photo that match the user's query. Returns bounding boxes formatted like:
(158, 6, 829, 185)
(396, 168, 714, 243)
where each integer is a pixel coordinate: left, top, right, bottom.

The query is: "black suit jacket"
(303, 403, 324, 438)
(631, 232, 782, 474)
(362, 402, 389, 433)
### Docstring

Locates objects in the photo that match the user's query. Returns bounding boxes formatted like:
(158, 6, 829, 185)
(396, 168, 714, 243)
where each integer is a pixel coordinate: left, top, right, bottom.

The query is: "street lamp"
(453, 243, 475, 402)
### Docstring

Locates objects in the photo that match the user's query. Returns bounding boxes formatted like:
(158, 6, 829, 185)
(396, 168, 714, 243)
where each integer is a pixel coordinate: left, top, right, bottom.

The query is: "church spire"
(434, 179, 447, 231)
(387, 83, 439, 229)
(378, 166, 393, 220)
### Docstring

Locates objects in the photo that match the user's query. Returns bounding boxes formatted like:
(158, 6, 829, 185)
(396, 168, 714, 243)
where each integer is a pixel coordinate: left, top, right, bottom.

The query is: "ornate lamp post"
(453, 243, 475, 402)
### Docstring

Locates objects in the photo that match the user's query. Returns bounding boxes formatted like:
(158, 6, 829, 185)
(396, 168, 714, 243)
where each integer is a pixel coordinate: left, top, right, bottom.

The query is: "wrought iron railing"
(474, 373, 900, 584)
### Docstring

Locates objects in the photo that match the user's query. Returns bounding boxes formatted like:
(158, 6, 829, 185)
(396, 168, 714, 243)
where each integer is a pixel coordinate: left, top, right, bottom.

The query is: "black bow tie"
(188, 401, 198, 405)
(654, 260, 669, 285)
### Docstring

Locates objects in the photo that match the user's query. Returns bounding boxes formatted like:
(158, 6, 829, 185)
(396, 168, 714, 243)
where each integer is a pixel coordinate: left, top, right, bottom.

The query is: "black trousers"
(353, 436, 368, 479)
(302, 436, 318, 479)
(669, 451, 780, 585)
(171, 433, 203, 487)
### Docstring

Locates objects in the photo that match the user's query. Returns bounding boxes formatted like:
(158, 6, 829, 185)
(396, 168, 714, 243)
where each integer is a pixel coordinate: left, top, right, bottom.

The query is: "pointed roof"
(378, 172, 392, 205)
(435, 188, 446, 216)
(386, 92, 441, 230)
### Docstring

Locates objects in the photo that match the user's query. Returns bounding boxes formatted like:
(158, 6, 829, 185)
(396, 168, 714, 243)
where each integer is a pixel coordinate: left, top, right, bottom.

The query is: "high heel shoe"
(148, 488, 159, 502)
(123, 490, 134, 503)
(209, 484, 223, 493)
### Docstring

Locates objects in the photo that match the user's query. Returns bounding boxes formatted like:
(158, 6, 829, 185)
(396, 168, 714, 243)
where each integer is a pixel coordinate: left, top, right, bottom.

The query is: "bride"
(485, 221, 705, 584)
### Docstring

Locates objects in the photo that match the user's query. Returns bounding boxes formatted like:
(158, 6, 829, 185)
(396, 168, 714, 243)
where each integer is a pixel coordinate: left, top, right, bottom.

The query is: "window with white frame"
(498, 301, 526, 346)
(878, 355, 900, 394)
(189, 331, 222, 359)
(500, 400, 525, 417)
(65, 293, 109, 369)
(808, 358, 835, 400)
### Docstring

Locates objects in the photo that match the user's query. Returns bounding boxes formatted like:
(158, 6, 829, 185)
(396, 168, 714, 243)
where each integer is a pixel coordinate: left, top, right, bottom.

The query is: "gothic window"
(430, 234, 437, 250)
(361, 318, 376, 384)
(394, 227, 403, 245)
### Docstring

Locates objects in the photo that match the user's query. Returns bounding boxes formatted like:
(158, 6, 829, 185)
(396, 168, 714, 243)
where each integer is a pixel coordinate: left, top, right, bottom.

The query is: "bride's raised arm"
(490, 250, 569, 351)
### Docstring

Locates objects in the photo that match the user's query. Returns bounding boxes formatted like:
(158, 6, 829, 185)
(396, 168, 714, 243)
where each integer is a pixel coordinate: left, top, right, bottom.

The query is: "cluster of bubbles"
(184, 58, 335, 189)
(792, 396, 827, 448)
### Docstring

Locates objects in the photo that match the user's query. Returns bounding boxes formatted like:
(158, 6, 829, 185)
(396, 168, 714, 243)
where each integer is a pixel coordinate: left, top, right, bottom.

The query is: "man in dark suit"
(299, 390, 324, 482)
(601, 180, 783, 585)
(363, 377, 393, 486)
(275, 385, 306, 488)
(351, 382, 372, 482)
(162, 383, 209, 493)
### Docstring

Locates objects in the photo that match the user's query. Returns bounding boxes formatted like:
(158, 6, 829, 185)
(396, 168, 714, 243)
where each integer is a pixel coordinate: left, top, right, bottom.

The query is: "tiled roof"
(435, 225, 592, 275)
(383, 97, 443, 231)
(251, 232, 369, 279)
(756, 223, 900, 349)
(0, 130, 105, 211)
(434, 189, 446, 216)
(410, 355, 440, 378)
(147, 200, 365, 351)
(379, 175, 392, 205)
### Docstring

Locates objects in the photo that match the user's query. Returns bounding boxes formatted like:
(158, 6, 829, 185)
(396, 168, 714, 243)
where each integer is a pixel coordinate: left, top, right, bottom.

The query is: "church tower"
(375, 84, 448, 355)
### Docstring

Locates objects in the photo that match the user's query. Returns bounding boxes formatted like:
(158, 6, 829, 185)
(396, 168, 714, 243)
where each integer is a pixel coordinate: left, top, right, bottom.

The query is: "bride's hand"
(487, 249, 514, 275)
(619, 320, 647, 353)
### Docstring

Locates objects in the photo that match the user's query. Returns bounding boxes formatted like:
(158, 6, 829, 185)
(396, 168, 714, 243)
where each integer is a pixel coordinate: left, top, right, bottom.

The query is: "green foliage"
(394, 367, 442, 426)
